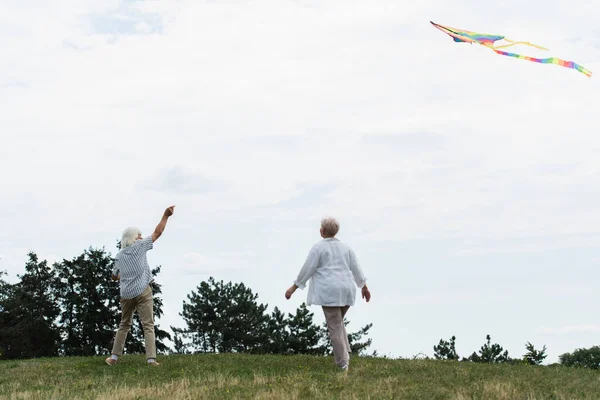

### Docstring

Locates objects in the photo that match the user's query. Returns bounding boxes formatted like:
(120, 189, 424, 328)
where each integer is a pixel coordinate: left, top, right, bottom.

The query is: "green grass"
(0, 354, 599, 399)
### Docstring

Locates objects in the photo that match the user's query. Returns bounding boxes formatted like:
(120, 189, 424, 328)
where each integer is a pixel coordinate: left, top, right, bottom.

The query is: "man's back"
(114, 237, 154, 299)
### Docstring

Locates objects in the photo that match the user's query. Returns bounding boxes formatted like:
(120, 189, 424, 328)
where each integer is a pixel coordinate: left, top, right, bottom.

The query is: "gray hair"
(121, 226, 141, 249)
(321, 216, 340, 237)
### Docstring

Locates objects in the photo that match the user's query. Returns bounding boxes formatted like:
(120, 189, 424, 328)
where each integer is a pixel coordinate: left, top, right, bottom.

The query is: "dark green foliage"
(287, 303, 326, 355)
(262, 306, 290, 354)
(523, 341, 547, 365)
(0, 270, 13, 359)
(433, 336, 549, 366)
(176, 277, 271, 353)
(463, 334, 511, 363)
(53, 248, 121, 356)
(434, 335, 459, 360)
(559, 346, 600, 369)
(171, 327, 190, 354)
(0, 253, 61, 359)
(173, 278, 373, 357)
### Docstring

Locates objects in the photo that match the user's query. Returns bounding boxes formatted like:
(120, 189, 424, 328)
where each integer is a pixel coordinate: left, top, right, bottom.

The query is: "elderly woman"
(285, 217, 371, 371)
(105, 205, 175, 367)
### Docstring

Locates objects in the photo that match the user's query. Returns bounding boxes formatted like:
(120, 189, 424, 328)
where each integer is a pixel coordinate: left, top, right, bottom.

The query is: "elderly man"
(285, 216, 371, 371)
(105, 205, 175, 366)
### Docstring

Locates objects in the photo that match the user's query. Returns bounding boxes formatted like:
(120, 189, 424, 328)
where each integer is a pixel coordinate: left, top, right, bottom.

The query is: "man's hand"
(285, 284, 298, 299)
(111, 274, 120, 281)
(164, 205, 175, 217)
(362, 285, 371, 302)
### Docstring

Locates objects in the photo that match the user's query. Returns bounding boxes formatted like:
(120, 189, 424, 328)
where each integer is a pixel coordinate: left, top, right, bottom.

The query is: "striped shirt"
(112, 236, 154, 299)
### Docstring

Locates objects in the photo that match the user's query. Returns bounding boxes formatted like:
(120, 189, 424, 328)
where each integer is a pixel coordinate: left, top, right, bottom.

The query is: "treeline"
(432, 335, 600, 369)
(0, 246, 373, 360)
(3, 245, 597, 369)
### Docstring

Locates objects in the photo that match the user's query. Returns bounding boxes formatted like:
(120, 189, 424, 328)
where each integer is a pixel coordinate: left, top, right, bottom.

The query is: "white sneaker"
(340, 365, 348, 371)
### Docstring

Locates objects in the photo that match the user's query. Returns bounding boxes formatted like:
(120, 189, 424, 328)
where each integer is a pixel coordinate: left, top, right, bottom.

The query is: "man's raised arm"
(151, 205, 175, 242)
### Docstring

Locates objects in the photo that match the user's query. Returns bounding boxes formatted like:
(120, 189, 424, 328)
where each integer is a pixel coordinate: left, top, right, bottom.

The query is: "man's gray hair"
(321, 216, 340, 237)
(121, 226, 141, 249)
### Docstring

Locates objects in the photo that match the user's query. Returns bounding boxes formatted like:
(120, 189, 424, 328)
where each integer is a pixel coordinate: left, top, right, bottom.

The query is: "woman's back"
(296, 238, 366, 306)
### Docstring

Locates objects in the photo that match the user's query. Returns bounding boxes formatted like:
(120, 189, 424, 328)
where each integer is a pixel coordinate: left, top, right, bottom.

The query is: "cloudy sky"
(1, 0, 599, 363)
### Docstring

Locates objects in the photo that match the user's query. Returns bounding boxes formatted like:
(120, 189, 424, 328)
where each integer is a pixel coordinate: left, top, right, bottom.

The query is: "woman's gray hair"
(121, 226, 142, 249)
(321, 216, 340, 237)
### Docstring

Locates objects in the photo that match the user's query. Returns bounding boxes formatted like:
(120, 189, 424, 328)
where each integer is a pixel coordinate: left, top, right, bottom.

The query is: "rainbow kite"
(431, 21, 592, 77)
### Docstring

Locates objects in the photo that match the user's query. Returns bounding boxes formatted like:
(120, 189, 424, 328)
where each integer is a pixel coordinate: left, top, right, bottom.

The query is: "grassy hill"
(1, 354, 599, 399)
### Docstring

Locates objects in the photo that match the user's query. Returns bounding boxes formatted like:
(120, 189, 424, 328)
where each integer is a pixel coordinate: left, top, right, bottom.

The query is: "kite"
(430, 21, 592, 77)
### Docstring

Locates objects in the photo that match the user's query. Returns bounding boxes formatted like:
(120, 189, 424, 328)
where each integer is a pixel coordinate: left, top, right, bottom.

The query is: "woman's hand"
(285, 284, 298, 299)
(362, 285, 371, 302)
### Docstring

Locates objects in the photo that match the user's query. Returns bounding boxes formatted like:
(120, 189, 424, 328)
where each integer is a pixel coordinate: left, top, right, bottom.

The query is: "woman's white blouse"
(294, 238, 367, 307)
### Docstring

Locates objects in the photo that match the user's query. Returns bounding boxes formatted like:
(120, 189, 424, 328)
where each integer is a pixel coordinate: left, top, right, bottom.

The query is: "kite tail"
(493, 49, 592, 77)
(494, 38, 549, 51)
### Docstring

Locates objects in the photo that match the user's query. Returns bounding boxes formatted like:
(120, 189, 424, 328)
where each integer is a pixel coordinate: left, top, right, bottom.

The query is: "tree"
(174, 279, 374, 357)
(262, 306, 290, 354)
(176, 277, 271, 353)
(523, 341, 547, 365)
(434, 335, 459, 360)
(0, 253, 61, 359)
(54, 248, 121, 356)
(559, 346, 600, 369)
(287, 303, 327, 355)
(0, 269, 10, 302)
(0, 269, 11, 313)
(0, 270, 15, 359)
(171, 327, 190, 354)
(464, 334, 511, 363)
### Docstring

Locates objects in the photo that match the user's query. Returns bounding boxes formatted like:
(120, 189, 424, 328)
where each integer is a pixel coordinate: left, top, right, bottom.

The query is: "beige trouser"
(322, 306, 351, 367)
(111, 285, 156, 359)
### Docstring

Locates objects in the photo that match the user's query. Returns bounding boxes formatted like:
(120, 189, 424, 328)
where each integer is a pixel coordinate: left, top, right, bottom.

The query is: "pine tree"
(173, 279, 374, 357)
(0, 253, 61, 359)
(263, 307, 290, 354)
(176, 277, 270, 353)
(287, 303, 326, 355)
(170, 327, 190, 354)
(523, 341, 547, 365)
(54, 248, 121, 356)
(464, 334, 511, 363)
(434, 335, 459, 360)
(0, 270, 15, 359)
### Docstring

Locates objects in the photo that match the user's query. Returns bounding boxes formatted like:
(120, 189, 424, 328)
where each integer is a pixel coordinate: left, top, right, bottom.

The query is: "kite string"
(493, 38, 549, 51)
